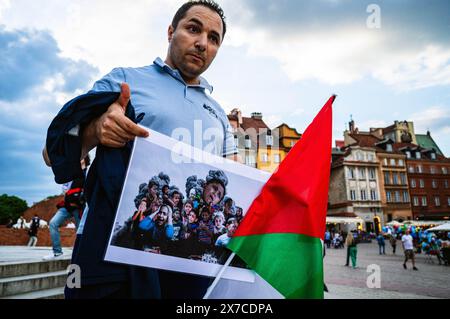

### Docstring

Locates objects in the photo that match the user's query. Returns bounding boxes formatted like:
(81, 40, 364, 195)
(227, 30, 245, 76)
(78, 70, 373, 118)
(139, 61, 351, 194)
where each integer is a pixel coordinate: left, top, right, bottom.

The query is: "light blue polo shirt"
(77, 58, 237, 236)
(90, 57, 237, 157)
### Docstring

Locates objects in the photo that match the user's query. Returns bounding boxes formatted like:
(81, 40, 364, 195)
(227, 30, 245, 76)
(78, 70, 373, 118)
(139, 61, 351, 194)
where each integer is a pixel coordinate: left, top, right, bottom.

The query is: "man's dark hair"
(172, 0, 227, 40)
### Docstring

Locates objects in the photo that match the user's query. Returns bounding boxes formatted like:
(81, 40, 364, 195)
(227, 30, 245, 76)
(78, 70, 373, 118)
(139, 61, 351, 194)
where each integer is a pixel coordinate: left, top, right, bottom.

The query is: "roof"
(241, 117, 270, 132)
(416, 133, 444, 156)
(335, 140, 345, 148)
(348, 133, 383, 149)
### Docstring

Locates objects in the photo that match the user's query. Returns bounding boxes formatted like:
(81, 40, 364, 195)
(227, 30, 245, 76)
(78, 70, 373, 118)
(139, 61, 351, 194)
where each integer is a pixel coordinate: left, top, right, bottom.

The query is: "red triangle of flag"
(234, 96, 335, 240)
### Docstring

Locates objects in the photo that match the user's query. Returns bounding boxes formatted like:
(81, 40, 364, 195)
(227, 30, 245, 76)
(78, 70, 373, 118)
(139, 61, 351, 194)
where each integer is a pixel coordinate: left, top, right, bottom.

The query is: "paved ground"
(1, 244, 449, 299)
(0, 246, 72, 264)
(324, 242, 450, 299)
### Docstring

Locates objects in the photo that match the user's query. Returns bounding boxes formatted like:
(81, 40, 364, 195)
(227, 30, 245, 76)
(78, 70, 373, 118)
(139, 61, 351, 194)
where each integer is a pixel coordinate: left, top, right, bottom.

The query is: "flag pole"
(203, 252, 236, 299)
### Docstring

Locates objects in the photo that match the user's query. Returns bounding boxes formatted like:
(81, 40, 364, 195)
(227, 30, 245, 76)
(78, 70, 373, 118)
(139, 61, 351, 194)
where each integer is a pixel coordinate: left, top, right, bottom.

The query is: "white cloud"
(408, 106, 450, 134)
(0, 0, 10, 19)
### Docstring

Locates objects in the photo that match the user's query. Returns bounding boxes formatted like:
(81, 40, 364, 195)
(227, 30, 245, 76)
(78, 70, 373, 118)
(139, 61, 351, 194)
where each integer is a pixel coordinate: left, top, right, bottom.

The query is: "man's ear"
(168, 25, 174, 42)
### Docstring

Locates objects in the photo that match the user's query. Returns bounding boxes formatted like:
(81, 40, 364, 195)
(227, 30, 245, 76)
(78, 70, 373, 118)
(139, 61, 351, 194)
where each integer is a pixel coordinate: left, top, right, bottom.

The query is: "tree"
(0, 194, 29, 225)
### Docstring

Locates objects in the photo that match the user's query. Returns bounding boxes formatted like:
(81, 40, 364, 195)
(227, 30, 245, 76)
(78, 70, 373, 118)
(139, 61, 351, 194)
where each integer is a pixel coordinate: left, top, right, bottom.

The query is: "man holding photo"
(45, 0, 239, 299)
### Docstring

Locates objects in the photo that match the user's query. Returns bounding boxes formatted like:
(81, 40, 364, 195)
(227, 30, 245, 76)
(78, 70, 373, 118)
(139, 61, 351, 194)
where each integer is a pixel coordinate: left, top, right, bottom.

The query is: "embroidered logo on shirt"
(203, 104, 219, 119)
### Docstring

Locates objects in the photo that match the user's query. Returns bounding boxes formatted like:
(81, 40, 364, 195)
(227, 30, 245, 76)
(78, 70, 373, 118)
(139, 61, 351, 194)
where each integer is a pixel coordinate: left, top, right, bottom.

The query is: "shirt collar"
(154, 57, 213, 93)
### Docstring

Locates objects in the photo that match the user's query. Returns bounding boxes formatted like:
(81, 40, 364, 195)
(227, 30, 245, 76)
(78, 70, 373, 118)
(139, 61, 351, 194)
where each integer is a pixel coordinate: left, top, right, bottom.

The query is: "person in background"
(389, 233, 397, 255)
(346, 231, 358, 269)
(402, 229, 418, 271)
(27, 214, 40, 247)
(377, 232, 386, 255)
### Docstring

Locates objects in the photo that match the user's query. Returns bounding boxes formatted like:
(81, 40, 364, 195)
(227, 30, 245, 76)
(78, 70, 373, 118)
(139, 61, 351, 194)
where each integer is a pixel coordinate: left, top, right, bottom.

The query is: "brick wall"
(0, 226, 76, 247)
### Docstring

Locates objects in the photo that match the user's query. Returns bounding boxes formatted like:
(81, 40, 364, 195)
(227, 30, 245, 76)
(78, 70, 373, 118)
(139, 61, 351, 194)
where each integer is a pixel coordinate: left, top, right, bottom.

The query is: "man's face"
(167, 5, 223, 82)
(203, 182, 224, 206)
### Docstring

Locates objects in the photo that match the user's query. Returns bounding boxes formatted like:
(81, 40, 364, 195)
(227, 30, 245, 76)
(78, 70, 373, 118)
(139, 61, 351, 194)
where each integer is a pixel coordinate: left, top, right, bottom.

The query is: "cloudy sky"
(1, 0, 449, 205)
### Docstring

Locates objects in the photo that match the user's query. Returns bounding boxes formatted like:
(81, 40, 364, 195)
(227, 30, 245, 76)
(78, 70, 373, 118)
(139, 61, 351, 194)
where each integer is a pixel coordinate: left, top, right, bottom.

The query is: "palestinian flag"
(227, 96, 335, 299)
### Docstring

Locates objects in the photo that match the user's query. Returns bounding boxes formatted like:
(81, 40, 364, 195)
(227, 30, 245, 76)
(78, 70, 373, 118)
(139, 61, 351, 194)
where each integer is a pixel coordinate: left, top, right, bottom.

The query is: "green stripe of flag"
(228, 233, 324, 299)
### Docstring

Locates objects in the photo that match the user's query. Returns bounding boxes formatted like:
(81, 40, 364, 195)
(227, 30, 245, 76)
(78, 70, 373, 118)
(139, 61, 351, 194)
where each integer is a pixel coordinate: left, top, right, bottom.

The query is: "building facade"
(329, 144, 384, 233)
(397, 144, 450, 220)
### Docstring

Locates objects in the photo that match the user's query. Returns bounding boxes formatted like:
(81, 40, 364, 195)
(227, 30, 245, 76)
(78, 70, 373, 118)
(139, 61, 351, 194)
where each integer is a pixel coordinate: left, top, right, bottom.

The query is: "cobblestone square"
(324, 242, 450, 299)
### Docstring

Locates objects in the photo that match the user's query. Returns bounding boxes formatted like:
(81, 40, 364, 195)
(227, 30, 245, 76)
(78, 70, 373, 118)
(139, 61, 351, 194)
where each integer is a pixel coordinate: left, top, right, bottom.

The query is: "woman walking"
(346, 231, 358, 269)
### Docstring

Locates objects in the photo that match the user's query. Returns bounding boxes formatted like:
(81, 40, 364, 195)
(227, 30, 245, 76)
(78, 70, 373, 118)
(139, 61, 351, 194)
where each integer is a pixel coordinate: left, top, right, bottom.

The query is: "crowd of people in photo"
(112, 170, 245, 264)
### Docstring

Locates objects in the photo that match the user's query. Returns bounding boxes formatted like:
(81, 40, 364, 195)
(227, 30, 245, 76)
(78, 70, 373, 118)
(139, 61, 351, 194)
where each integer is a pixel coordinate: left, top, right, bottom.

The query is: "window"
(430, 166, 436, 174)
(419, 179, 425, 188)
(368, 154, 374, 162)
(408, 166, 415, 173)
(245, 155, 256, 166)
(400, 173, 407, 185)
(261, 153, 268, 163)
(416, 152, 421, 159)
(413, 196, 419, 206)
(245, 136, 251, 149)
(443, 167, 448, 175)
(274, 154, 281, 163)
(350, 190, 357, 201)
(386, 144, 393, 152)
(266, 135, 273, 146)
(395, 191, 401, 203)
(361, 190, 367, 201)
(392, 173, 399, 185)
(384, 172, 390, 185)
(431, 153, 436, 160)
(434, 196, 440, 206)
(445, 180, 449, 189)
(386, 191, 392, 203)
(234, 136, 239, 147)
(383, 158, 388, 166)
(416, 165, 423, 173)
(369, 168, 376, 180)
(398, 159, 404, 167)
(403, 191, 410, 203)
(406, 151, 411, 159)
(421, 196, 427, 206)
(390, 159, 396, 166)
(411, 179, 416, 188)
(359, 168, 366, 179)
(370, 190, 377, 200)
(432, 180, 438, 189)
(357, 152, 364, 161)
(448, 197, 450, 206)
(348, 167, 355, 179)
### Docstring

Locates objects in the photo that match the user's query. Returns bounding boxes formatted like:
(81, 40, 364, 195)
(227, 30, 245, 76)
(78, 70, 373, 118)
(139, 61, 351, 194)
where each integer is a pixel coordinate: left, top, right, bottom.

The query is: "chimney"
(230, 108, 243, 125)
(251, 112, 263, 120)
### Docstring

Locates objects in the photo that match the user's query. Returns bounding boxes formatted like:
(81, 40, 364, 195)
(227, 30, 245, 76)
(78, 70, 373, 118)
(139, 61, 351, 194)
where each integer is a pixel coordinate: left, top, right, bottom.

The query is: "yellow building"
(227, 110, 302, 173)
(257, 124, 302, 173)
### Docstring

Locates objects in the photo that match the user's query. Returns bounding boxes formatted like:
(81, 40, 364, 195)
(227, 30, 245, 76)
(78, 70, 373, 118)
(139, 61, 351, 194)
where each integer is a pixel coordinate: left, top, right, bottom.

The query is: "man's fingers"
(118, 117, 150, 138)
(117, 83, 131, 111)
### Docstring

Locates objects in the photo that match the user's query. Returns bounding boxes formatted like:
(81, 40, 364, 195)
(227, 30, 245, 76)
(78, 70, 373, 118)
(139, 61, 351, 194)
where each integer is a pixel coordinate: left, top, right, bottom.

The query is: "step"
(1, 287, 65, 299)
(0, 258, 71, 279)
(0, 270, 67, 297)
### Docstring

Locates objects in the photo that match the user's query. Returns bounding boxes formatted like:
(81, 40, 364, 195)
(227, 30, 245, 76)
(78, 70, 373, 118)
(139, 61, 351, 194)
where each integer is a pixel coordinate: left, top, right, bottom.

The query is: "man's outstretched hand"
(82, 83, 149, 156)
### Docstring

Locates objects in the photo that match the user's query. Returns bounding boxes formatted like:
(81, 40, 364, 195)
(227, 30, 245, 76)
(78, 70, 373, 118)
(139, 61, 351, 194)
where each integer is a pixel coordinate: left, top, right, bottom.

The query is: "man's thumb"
(117, 83, 131, 110)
